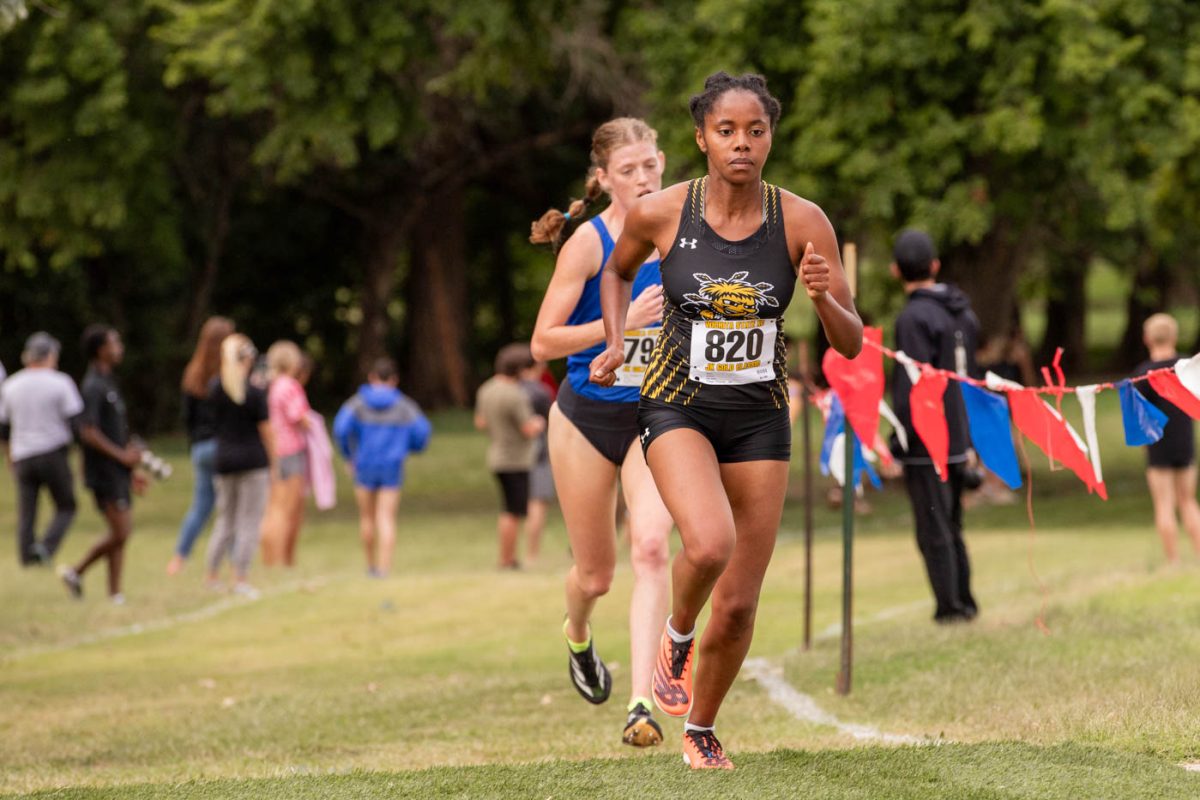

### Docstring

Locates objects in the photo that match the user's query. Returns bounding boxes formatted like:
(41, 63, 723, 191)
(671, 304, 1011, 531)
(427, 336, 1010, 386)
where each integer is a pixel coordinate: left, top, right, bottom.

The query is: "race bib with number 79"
(688, 318, 778, 385)
(614, 328, 660, 387)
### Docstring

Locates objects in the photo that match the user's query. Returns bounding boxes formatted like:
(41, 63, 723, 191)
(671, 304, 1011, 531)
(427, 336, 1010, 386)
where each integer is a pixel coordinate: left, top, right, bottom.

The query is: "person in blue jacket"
(333, 357, 432, 578)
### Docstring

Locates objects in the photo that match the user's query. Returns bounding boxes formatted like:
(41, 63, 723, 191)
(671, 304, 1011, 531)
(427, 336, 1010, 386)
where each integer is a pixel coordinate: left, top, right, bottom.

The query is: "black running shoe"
(567, 639, 612, 705)
(622, 701, 663, 747)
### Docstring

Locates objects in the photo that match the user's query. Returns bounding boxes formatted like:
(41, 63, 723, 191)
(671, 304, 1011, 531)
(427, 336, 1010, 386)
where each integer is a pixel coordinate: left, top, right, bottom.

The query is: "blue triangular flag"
(820, 393, 881, 489)
(960, 383, 1023, 490)
(1119, 380, 1167, 446)
(819, 393, 842, 475)
(851, 429, 882, 490)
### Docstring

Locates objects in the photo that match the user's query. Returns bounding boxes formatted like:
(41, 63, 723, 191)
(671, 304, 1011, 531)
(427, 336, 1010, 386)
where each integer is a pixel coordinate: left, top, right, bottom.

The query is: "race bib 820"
(688, 319, 777, 385)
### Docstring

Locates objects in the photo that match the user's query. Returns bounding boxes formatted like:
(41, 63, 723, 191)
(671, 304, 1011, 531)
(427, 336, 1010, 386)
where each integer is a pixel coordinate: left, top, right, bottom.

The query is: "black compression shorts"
(638, 399, 791, 463)
(555, 380, 639, 466)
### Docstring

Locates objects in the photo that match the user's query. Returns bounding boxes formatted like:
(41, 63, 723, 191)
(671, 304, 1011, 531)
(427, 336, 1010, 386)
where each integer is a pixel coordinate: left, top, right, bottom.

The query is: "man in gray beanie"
(0, 332, 84, 565)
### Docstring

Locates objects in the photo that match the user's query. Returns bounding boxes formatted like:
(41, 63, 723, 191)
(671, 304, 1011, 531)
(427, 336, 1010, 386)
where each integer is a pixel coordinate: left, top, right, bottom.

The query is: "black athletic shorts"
(555, 380, 639, 466)
(638, 398, 791, 463)
(90, 476, 132, 512)
(493, 471, 529, 517)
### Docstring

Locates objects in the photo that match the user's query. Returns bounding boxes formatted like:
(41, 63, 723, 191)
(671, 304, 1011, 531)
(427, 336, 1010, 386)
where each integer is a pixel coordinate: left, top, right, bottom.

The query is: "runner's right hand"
(627, 284, 664, 330)
(122, 444, 144, 469)
(589, 347, 624, 388)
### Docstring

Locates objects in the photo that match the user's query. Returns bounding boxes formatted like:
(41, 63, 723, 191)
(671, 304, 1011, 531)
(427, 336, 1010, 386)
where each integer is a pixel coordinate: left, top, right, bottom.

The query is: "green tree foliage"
(0, 0, 27, 33)
(0, 1, 198, 428)
(1, 0, 1196, 432)
(154, 0, 640, 405)
(628, 0, 1200, 369)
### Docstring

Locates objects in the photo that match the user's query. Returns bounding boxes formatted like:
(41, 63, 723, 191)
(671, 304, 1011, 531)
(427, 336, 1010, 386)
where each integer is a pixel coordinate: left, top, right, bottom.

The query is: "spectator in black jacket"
(889, 229, 980, 623)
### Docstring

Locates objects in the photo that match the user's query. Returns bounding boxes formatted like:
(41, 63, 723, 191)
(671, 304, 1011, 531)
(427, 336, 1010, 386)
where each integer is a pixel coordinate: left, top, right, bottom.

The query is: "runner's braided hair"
(530, 117, 659, 252)
(689, 72, 782, 131)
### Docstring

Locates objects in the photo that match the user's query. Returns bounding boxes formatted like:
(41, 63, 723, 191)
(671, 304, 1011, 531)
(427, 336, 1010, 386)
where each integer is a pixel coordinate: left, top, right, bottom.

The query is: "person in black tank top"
(589, 72, 862, 770)
(1134, 313, 1200, 564)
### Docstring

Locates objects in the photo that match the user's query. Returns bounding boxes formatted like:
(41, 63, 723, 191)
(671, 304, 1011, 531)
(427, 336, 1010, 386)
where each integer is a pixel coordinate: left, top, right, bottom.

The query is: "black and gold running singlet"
(641, 177, 795, 409)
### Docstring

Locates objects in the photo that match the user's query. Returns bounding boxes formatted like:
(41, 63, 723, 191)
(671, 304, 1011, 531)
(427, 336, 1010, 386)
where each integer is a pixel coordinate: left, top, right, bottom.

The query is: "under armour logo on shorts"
(640, 426, 651, 443)
(679, 238, 698, 249)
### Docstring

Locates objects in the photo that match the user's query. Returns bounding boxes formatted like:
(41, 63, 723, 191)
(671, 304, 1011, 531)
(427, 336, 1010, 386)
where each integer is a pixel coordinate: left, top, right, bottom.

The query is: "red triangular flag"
(1147, 370, 1200, 420)
(1008, 389, 1107, 499)
(822, 326, 884, 447)
(910, 368, 950, 481)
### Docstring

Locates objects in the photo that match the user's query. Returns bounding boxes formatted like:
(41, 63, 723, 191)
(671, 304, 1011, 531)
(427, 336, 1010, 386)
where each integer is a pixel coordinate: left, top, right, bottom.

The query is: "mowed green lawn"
(2, 395, 1200, 799)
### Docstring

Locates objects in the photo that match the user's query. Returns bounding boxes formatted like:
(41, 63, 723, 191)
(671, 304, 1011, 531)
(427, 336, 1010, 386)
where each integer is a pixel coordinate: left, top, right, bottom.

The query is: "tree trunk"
(939, 225, 1022, 348)
(403, 185, 470, 408)
(357, 218, 406, 381)
(1037, 252, 1090, 375)
(184, 184, 233, 338)
(1114, 251, 1170, 370)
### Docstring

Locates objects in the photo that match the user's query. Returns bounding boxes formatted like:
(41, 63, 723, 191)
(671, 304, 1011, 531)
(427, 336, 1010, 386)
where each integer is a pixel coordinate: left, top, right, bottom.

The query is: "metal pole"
(836, 242, 858, 696)
(801, 342, 814, 651)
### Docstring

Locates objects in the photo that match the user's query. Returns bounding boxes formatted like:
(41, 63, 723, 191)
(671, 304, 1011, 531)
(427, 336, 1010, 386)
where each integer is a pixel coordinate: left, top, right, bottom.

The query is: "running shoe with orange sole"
(622, 701, 663, 748)
(652, 625, 694, 717)
(682, 728, 734, 770)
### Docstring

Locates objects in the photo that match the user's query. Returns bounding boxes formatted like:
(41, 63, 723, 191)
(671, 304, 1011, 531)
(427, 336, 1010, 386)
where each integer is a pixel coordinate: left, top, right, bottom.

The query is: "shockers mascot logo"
(682, 272, 778, 320)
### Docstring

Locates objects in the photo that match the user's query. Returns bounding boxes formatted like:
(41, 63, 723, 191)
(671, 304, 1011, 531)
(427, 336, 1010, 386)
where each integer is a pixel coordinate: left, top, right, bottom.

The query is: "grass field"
(3, 394, 1200, 799)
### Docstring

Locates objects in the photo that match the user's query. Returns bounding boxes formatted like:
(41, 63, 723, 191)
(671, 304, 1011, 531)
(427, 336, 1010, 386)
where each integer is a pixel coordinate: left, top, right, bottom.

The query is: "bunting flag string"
(1146, 369, 1200, 420)
(818, 330, 1200, 500)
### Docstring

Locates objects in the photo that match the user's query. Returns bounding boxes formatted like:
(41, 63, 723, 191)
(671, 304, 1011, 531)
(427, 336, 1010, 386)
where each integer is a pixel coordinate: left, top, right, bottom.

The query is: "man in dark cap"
(889, 230, 981, 623)
(0, 332, 84, 565)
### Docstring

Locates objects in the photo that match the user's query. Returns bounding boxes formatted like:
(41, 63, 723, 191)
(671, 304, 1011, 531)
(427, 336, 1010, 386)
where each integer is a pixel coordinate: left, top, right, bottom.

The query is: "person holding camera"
(60, 325, 144, 604)
(889, 230, 980, 624)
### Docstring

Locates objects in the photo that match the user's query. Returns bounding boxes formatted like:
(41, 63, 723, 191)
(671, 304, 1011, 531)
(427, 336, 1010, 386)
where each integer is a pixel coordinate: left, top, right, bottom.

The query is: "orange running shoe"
(652, 625, 694, 717)
(682, 728, 734, 770)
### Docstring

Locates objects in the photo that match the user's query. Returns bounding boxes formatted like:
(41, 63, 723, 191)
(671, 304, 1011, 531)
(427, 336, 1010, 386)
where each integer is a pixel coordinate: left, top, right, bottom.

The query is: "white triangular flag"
(1176, 355, 1200, 400)
(986, 371, 1023, 392)
(894, 350, 922, 386)
(1075, 385, 1104, 486)
(879, 398, 908, 453)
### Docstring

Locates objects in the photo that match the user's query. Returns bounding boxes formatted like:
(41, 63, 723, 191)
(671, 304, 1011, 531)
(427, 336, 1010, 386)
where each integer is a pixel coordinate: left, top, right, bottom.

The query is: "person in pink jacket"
(260, 341, 311, 566)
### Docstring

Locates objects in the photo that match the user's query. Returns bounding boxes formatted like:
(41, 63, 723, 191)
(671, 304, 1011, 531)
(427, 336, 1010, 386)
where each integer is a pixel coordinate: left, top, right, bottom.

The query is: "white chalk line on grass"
(3, 575, 333, 663)
(747, 598, 934, 745)
(814, 599, 930, 641)
(742, 657, 926, 745)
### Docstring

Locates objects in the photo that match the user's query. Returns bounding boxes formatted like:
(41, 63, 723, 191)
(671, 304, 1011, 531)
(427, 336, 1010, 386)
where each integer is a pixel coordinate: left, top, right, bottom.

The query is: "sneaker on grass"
(622, 701, 663, 748)
(59, 566, 82, 599)
(566, 635, 611, 705)
(682, 729, 733, 770)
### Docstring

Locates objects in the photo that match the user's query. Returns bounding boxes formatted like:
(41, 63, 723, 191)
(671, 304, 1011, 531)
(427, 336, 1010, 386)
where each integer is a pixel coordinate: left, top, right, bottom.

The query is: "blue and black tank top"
(565, 216, 662, 403)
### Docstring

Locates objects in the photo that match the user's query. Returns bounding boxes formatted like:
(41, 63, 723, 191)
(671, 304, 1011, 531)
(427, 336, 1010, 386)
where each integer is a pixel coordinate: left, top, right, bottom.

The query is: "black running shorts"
(493, 470, 530, 517)
(555, 380, 639, 466)
(637, 398, 791, 463)
(90, 477, 132, 512)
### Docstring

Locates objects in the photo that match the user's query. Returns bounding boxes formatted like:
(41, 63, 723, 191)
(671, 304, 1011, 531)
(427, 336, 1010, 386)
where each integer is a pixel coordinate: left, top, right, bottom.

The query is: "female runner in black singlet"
(591, 72, 862, 769)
